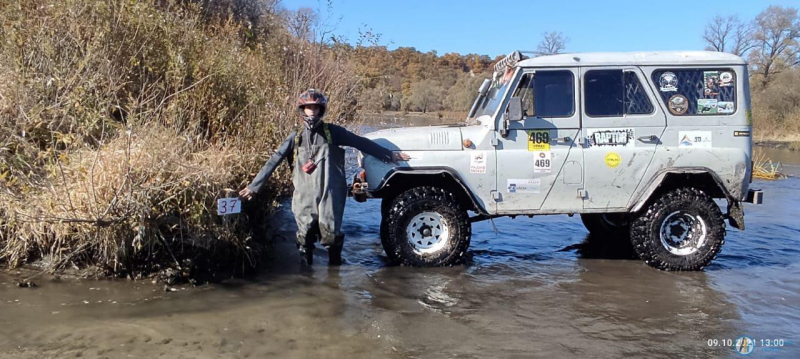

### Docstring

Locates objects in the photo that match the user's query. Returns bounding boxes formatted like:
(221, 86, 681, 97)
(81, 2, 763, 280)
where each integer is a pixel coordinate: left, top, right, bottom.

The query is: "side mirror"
(507, 97, 523, 122)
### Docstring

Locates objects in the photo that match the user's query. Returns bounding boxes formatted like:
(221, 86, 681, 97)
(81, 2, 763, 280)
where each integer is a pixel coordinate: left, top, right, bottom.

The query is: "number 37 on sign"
(217, 198, 242, 215)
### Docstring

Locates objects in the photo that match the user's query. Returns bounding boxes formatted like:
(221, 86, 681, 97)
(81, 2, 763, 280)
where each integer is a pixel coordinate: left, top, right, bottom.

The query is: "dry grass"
(752, 150, 787, 180)
(0, 0, 360, 280)
(751, 68, 800, 147)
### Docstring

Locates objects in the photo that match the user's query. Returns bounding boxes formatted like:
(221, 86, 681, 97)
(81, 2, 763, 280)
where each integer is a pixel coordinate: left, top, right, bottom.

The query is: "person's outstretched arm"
(328, 125, 409, 163)
(240, 131, 296, 200)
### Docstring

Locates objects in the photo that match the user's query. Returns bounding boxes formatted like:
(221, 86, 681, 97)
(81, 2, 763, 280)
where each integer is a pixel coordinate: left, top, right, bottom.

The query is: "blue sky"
(283, 0, 800, 56)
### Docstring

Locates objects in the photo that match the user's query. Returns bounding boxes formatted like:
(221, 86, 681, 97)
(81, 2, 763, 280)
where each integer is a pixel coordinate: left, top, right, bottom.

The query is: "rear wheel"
(580, 213, 631, 238)
(382, 187, 471, 266)
(630, 187, 725, 271)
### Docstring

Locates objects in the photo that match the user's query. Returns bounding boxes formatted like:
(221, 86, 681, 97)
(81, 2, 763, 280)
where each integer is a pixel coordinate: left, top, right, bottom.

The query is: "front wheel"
(382, 187, 471, 266)
(630, 187, 726, 271)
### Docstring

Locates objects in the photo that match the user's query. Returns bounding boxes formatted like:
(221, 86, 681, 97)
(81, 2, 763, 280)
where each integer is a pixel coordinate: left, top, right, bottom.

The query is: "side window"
(651, 69, 736, 116)
(512, 70, 574, 118)
(585, 70, 654, 117)
(624, 72, 654, 114)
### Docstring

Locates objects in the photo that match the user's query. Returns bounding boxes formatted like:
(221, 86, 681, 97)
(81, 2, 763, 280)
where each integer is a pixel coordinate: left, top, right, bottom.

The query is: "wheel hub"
(659, 211, 708, 256)
(406, 211, 450, 254)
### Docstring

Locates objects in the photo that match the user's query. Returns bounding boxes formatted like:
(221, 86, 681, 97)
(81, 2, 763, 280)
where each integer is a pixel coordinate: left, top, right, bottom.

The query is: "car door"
(580, 67, 666, 210)
(495, 68, 584, 214)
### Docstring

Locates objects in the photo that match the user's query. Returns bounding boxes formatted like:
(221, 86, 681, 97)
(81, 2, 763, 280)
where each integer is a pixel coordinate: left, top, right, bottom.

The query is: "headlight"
(357, 152, 364, 168)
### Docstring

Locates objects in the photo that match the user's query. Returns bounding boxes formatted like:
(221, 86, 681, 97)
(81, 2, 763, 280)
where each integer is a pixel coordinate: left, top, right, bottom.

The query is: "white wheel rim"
(406, 211, 450, 254)
(659, 211, 708, 256)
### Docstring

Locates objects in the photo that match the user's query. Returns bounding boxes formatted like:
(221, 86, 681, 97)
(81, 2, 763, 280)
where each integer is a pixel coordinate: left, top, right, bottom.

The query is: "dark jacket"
(246, 123, 393, 193)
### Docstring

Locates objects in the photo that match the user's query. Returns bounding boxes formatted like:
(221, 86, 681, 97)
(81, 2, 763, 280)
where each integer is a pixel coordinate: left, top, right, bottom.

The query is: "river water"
(1, 117, 799, 358)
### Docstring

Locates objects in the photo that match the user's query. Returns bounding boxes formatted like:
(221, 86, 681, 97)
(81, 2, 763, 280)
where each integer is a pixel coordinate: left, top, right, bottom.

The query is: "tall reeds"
(0, 0, 360, 279)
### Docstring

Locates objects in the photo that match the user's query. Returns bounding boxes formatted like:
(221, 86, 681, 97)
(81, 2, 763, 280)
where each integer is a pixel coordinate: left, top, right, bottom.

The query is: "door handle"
(637, 135, 659, 143)
(555, 136, 572, 143)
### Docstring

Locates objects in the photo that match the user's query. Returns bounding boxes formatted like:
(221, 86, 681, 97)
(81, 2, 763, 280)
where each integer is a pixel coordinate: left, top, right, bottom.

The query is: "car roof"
(516, 51, 747, 67)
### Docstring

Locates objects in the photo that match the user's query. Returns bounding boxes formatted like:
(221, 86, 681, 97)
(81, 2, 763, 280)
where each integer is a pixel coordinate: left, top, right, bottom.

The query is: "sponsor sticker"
(534, 151, 551, 173)
(586, 128, 635, 148)
(719, 71, 734, 87)
(733, 131, 751, 137)
(668, 94, 689, 115)
(679, 131, 712, 148)
(604, 152, 621, 168)
(659, 72, 678, 92)
(470, 151, 487, 174)
(698, 98, 718, 114)
(527, 130, 551, 151)
(717, 101, 735, 114)
(703, 71, 721, 98)
(507, 178, 540, 193)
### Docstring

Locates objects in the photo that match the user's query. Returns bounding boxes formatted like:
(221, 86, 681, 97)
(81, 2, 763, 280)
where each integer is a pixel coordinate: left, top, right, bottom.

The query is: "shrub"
(0, 0, 359, 280)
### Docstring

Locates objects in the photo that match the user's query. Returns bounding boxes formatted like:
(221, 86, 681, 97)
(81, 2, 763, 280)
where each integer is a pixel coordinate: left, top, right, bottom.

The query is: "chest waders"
(291, 123, 347, 252)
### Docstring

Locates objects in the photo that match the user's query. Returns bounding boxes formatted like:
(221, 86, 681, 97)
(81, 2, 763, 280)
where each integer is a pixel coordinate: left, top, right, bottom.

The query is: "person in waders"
(239, 89, 409, 265)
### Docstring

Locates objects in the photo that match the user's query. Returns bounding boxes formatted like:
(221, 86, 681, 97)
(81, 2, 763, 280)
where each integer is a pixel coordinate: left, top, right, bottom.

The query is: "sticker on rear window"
(717, 101, 735, 114)
(659, 72, 678, 92)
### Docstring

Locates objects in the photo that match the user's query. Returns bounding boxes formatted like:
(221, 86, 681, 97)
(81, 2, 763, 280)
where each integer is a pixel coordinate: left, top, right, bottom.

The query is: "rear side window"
(585, 70, 653, 117)
(651, 69, 736, 116)
(512, 70, 574, 118)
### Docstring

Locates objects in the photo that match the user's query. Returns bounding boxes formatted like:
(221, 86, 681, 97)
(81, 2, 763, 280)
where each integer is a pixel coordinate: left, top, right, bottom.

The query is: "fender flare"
(629, 167, 744, 229)
(630, 167, 733, 211)
(371, 166, 490, 215)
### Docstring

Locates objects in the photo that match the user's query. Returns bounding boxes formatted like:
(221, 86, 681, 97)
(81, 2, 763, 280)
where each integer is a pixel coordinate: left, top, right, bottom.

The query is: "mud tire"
(379, 199, 399, 264)
(383, 187, 471, 266)
(580, 213, 631, 238)
(630, 187, 726, 271)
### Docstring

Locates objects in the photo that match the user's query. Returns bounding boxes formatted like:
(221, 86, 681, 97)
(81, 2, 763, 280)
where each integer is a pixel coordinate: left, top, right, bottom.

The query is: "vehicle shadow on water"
(558, 233, 639, 260)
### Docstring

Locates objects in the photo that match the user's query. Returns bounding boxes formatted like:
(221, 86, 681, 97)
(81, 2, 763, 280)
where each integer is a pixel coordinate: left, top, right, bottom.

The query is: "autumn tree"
(287, 7, 318, 42)
(445, 75, 485, 112)
(749, 6, 800, 85)
(703, 15, 756, 56)
(537, 31, 569, 55)
(405, 79, 444, 113)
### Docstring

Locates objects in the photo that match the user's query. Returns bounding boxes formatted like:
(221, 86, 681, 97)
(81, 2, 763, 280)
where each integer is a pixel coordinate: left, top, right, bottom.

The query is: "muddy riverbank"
(2, 119, 799, 358)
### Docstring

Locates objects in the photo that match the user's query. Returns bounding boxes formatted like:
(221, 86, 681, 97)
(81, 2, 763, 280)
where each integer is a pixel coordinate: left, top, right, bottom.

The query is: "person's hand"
(392, 152, 411, 164)
(239, 187, 255, 201)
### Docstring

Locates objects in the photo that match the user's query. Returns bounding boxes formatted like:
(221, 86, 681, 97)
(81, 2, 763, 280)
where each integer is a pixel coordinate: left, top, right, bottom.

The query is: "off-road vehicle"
(351, 51, 763, 271)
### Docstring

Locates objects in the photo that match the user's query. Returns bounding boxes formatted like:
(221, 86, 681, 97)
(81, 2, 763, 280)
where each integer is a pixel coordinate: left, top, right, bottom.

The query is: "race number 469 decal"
(527, 130, 550, 151)
(534, 151, 552, 173)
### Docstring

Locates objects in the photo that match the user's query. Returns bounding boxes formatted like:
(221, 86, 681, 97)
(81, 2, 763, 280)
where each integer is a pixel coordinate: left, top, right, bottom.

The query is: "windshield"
(472, 80, 511, 119)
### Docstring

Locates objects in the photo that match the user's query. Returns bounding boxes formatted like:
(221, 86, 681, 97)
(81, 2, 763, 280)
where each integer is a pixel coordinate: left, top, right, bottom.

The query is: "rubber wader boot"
(328, 244, 343, 266)
(298, 244, 314, 265)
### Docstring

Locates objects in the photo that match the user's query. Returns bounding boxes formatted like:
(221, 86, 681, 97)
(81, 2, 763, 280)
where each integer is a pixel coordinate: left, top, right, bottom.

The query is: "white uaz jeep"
(352, 51, 763, 271)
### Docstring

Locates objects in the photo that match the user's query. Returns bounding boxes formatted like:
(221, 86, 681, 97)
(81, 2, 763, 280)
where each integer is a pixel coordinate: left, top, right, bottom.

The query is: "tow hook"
(745, 189, 763, 204)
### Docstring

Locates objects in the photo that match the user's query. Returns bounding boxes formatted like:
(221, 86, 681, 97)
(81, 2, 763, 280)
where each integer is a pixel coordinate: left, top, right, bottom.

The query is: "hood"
(363, 126, 463, 151)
